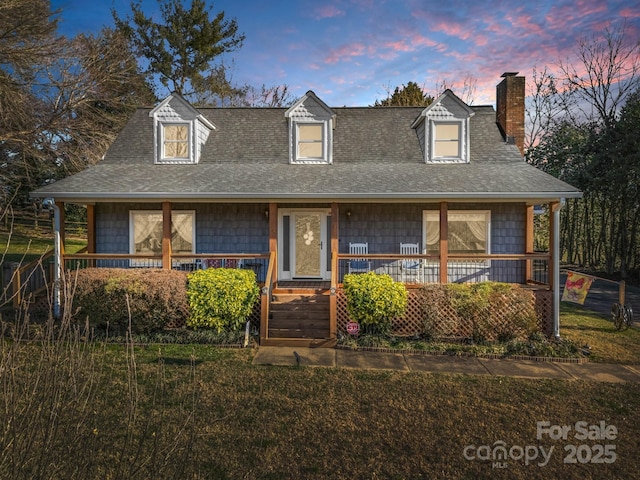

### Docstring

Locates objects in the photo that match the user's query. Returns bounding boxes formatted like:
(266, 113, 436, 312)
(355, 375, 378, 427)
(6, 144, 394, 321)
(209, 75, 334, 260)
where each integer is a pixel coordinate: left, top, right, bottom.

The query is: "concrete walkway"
(252, 346, 640, 383)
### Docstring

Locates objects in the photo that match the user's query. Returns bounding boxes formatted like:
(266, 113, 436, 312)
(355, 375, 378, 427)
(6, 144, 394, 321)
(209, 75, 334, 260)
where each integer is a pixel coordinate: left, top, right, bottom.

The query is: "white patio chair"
(348, 242, 371, 274)
(400, 242, 423, 283)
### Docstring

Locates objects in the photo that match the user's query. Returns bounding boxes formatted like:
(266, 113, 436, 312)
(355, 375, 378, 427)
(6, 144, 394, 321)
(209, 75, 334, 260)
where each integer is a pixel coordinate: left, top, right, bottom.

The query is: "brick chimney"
(496, 72, 525, 155)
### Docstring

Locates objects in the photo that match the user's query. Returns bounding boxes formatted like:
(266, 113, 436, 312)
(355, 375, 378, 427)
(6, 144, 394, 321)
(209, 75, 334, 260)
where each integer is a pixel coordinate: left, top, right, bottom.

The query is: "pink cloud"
(314, 5, 345, 19)
(504, 12, 546, 38)
(324, 42, 367, 64)
(620, 7, 640, 18)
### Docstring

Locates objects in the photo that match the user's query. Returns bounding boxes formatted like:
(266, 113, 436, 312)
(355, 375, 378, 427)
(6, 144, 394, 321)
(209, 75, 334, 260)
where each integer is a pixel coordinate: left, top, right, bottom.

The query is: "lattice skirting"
(337, 287, 554, 340)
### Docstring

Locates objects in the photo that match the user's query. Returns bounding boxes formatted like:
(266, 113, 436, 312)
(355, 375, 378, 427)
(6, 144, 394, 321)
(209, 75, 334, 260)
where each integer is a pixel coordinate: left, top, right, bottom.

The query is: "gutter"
(30, 191, 584, 202)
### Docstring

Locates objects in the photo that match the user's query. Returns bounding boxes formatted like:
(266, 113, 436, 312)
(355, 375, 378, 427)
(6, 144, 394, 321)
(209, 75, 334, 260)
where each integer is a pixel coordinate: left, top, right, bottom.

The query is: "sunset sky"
(51, 0, 640, 106)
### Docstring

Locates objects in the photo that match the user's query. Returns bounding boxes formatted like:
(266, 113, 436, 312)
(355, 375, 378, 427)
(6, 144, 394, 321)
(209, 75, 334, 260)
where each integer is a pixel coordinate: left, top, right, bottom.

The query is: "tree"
(374, 81, 433, 107)
(113, 0, 245, 102)
(559, 21, 640, 130)
(525, 21, 640, 279)
(1, 19, 155, 209)
(0, 0, 61, 147)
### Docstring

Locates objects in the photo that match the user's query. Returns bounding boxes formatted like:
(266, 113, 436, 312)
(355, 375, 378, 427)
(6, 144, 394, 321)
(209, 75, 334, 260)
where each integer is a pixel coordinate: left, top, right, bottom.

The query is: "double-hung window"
(296, 123, 324, 161)
(162, 123, 190, 161)
(433, 122, 461, 159)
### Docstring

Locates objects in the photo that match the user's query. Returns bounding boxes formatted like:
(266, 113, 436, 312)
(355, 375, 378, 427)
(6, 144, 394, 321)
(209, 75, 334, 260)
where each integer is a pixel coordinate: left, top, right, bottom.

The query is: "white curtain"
(133, 213, 163, 253)
(171, 212, 194, 253)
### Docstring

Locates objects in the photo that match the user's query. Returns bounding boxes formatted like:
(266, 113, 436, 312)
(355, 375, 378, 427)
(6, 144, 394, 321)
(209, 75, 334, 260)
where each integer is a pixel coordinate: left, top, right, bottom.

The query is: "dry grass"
(139, 346, 640, 479)
(2, 318, 640, 479)
(560, 303, 640, 364)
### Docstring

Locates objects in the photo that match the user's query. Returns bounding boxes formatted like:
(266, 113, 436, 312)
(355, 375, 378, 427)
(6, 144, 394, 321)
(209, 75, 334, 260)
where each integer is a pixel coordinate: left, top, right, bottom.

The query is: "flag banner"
(561, 272, 595, 305)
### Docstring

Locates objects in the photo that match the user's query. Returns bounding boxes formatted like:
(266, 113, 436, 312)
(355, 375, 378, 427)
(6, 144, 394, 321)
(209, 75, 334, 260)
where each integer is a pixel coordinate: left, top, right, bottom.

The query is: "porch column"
(162, 201, 172, 270)
(549, 201, 561, 338)
(86, 204, 96, 254)
(439, 202, 448, 284)
(269, 202, 278, 285)
(525, 205, 534, 282)
(330, 202, 339, 340)
(57, 201, 66, 256)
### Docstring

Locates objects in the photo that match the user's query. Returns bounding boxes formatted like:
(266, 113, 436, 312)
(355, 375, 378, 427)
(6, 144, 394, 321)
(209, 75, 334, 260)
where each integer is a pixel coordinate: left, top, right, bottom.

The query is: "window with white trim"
(161, 123, 190, 161)
(432, 121, 461, 159)
(423, 210, 490, 256)
(130, 211, 195, 265)
(296, 123, 325, 161)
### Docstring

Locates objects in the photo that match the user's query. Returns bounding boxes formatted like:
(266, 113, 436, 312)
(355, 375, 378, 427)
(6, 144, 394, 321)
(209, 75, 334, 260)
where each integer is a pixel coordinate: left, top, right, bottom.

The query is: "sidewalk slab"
(477, 358, 574, 380)
(336, 350, 409, 371)
(404, 355, 489, 376)
(252, 346, 336, 367)
(555, 363, 640, 383)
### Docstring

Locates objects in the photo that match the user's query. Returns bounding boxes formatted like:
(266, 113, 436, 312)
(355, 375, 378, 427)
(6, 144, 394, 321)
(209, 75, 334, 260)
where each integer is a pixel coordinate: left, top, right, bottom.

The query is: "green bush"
(343, 272, 407, 333)
(186, 268, 259, 332)
(72, 268, 189, 334)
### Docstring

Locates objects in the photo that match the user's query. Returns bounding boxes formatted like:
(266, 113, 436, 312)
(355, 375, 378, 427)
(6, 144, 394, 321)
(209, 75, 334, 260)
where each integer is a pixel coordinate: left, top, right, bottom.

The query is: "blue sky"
(51, 0, 640, 106)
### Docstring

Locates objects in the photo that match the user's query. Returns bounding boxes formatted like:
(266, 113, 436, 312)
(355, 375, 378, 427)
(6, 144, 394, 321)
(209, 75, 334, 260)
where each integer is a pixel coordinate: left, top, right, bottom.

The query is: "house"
(31, 72, 582, 346)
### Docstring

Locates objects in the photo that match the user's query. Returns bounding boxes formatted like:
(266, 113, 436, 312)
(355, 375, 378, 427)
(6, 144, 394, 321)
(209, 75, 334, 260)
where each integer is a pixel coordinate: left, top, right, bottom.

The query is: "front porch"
(27, 199, 563, 347)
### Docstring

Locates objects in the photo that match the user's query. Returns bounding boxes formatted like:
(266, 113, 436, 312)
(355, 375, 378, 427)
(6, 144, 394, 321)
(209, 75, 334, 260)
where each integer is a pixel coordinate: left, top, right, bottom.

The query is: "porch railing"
(335, 253, 550, 286)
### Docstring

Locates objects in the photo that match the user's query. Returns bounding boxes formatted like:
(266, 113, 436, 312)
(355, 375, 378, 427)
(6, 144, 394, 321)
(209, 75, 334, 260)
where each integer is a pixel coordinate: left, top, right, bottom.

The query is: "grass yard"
(0, 227, 86, 263)
(2, 333, 639, 479)
(560, 303, 640, 364)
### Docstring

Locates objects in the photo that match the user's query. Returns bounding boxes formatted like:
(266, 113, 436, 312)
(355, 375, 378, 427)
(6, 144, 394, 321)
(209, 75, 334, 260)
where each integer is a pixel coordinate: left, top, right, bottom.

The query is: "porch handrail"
(260, 251, 276, 341)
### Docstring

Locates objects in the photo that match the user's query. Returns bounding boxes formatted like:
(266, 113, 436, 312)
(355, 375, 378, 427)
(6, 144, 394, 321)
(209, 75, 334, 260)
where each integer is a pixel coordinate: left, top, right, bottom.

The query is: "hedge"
(71, 268, 189, 334)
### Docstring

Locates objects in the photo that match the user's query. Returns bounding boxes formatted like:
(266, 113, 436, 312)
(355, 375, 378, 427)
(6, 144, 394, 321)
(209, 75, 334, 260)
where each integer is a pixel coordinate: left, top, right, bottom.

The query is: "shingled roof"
(32, 102, 581, 202)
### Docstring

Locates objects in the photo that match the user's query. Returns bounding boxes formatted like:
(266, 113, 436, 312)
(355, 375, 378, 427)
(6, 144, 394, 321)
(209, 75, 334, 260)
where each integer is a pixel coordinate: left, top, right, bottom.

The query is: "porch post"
(269, 202, 277, 285)
(330, 202, 339, 339)
(86, 204, 96, 267)
(525, 205, 534, 282)
(86, 204, 96, 254)
(162, 201, 172, 270)
(57, 201, 66, 256)
(439, 202, 448, 284)
(550, 201, 561, 338)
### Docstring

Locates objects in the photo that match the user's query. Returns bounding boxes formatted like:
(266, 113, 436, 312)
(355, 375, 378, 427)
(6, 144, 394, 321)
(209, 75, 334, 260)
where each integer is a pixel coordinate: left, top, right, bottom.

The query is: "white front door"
(279, 209, 330, 280)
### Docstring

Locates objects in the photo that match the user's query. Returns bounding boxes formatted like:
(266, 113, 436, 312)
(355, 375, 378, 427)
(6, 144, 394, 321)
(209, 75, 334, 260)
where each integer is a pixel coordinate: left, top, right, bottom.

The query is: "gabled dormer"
(149, 93, 215, 164)
(284, 91, 335, 164)
(411, 89, 474, 164)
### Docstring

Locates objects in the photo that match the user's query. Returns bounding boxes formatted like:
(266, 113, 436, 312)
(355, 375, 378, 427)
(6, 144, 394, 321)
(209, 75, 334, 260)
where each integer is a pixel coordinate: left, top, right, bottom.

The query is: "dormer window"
(297, 123, 324, 160)
(412, 89, 473, 164)
(285, 91, 334, 165)
(150, 93, 215, 165)
(162, 123, 190, 160)
(433, 121, 462, 159)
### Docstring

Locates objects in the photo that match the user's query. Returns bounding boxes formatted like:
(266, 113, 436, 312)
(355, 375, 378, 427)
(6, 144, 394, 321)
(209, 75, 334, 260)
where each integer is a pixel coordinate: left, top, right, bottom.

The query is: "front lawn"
(2, 316, 639, 479)
(560, 303, 640, 363)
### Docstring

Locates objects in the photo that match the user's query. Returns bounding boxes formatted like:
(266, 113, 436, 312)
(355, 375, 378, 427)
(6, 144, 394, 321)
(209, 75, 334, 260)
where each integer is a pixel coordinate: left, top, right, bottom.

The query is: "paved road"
(560, 272, 639, 323)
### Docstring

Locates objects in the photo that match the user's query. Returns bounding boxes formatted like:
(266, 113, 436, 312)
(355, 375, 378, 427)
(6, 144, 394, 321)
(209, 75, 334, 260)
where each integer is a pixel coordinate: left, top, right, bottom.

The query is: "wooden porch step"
(260, 337, 336, 348)
(267, 291, 331, 341)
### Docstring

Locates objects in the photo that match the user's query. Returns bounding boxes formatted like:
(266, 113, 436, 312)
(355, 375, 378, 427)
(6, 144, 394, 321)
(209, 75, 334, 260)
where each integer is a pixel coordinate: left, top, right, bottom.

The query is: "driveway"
(560, 271, 639, 323)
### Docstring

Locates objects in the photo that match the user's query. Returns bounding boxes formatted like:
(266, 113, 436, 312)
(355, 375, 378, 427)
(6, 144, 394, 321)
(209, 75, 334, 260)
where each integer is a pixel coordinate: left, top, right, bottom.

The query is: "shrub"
(186, 268, 259, 332)
(72, 268, 189, 334)
(343, 272, 407, 333)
